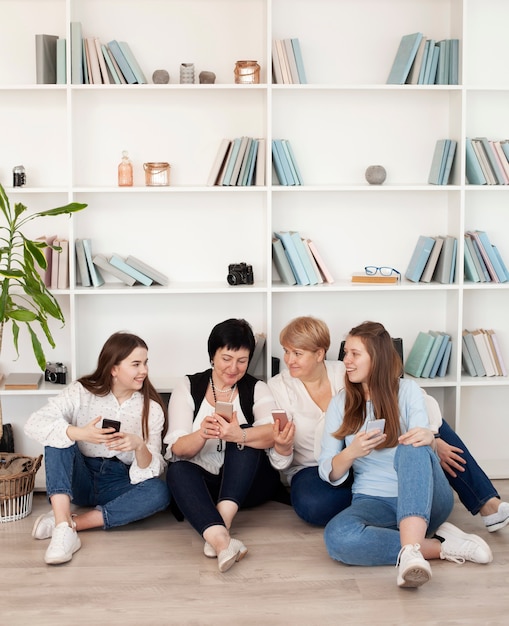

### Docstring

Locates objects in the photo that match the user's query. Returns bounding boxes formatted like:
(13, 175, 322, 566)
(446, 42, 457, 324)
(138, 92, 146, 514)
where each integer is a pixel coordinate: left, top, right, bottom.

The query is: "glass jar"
(143, 162, 170, 186)
(234, 60, 260, 84)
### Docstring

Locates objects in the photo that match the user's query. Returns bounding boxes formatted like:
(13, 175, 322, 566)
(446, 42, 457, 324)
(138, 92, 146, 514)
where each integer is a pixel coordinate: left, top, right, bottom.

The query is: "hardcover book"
(291, 38, 307, 84)
(432, 235, 456, 284)
(420, 236, 444, 283)
(306, 239, 334, 283)
(272, 237, 297, 285)
(4, 373, 42, 390)
(274, 231, 309, 285)
(101, 44, 120, 84)
(110, 254, 153, 286)
(465, 137, 487, 185)
(75, 238, 91, 287)
(56, 38, 66, 84)
(405, 235, 435, 282)
(462, 330, 486, 377)
(404, 331, 436, 378)
(271, 39, 284, 84)
(93, 254, 136, 286)
(125, 255, 168, 286)
(207, 138, 231, 186)
(255, 138, 266, 186)
(437, 339, 453, 377)
(35, 34, 58, 84)
(290, 231, 319, 284)
(472, 329, 497, 377)
(94, 38, 110, 84)
(283, 39, 300, 84)
(421, 331, 449, 378)
(57, 239, 69, 289)
(82, 238, 105, 287)
(108, 40, 137, 84)
(387, 32, 423, 85)
(221, 137, 242, 186)
(70, 22, 83, 84)
(118, 41, 147, 84)
(428, 139, 449, 185)
(428, 332, 451, 379)
(85, 38, 102, 84)
(351, 273, 399, 284)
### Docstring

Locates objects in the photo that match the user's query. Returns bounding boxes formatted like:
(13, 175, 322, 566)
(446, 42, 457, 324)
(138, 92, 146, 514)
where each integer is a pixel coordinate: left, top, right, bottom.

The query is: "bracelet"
(237, 429, 247, 450)
(434, 433, 441, 439)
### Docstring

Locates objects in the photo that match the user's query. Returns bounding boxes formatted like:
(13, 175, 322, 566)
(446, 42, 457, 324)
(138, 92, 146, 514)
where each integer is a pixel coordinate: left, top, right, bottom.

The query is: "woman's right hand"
(67, 416, 120, 444)
(273, 419, 295, 457)
(349, 429, 387, 458)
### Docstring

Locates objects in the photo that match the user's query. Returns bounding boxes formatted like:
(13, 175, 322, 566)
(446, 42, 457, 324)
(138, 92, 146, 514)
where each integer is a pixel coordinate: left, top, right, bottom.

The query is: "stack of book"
(404, 331, 453, 379)
(428, 139, 457, 185)
(464, 230, 509, 283)
(35, 235, 69, 290)
(75, 239, 168, 287)
(386, 32, 459, 85)
(272, 231, 334, 286)
(465, 137, 509, 186)
(462, 329, 507, 377)
(272, 38, 307, 84)
(70, 22, 146, 84)
(207, 137, 265, 186)
(272, 139, 303, 186)
(405, 234, 457, 284)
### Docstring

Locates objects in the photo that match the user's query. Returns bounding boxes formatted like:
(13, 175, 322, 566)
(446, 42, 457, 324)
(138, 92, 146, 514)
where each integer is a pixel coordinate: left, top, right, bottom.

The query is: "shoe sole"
(398, 566, 431, 588)
(32, 513, 53, 540)
(218, 546, 248, 573)
(486, 515, 509, 533)
(437, 522, 493, 563)
(44, 536, 81, 565)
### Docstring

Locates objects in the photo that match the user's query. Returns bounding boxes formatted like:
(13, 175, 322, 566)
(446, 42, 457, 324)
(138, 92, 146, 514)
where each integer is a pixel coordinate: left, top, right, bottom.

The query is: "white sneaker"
(436, 522, 493, 564)
(482, 501, 509, 533)
(32, 511, 56, 540)
(396, 544, 432, 588)
(44, 522, 81, 565)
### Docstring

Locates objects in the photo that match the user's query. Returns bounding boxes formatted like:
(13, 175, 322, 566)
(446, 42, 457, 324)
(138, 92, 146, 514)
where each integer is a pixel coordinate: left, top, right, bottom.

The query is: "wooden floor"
(2, 481, 509, 626)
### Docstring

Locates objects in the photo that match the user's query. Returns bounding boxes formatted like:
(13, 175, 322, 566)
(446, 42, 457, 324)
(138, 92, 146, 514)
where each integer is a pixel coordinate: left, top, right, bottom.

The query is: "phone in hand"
(366, 419, 385, 434)
(272, 409, 289, 431)
(215, 401, 233, 423)
(102, 418, 121, 432)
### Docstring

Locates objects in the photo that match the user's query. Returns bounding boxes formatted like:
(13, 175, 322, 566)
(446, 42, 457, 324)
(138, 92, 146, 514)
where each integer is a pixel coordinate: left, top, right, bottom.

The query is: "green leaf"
(28, 326, 47, 371)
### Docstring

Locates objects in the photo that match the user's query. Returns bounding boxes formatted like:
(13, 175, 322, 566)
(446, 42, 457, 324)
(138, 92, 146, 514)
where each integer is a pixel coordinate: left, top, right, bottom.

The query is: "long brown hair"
(333, 321, 402, 448)
(78, 332, 168, 440)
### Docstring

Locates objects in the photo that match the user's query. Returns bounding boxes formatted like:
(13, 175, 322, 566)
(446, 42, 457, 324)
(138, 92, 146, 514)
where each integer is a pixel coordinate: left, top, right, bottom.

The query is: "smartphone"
(215, 401, 233, 423)
(102, 418, 121, 432)
(272, 409, 289, 431)
(366, 419, 385, 434)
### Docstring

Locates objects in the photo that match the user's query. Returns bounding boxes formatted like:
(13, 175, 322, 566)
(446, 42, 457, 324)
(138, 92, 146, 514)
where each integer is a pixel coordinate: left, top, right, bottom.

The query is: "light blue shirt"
(318, 378, 429, 498)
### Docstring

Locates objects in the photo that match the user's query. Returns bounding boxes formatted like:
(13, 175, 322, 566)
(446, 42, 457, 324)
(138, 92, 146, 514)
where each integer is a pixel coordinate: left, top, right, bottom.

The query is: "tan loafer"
(217, 538, 248, 573)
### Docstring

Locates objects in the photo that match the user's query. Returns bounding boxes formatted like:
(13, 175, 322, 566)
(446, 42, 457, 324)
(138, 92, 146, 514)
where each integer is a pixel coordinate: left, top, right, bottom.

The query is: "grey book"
(93, 254, 136, 286)
(125, 255, 168, 286)
(35, 34, 58, 84)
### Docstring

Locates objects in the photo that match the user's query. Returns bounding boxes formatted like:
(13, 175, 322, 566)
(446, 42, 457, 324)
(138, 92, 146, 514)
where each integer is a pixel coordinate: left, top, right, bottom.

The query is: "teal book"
(291, 38, 307, 84)
(387, 32, 423, 84)
(101, 44, 121, 84)
(281, 139, 301, 186)
(463, 330, 486, 376)
(110, 254, 153, 286)
(70, 22, 83, 84)
(405, 235, 436, 282)
(108, 40, 137, 83)
(246, 140, 259, 186)
(464, 240, 480, 282)
(273, 139, 295, 185)
(461, 334, 477, 376)
(436, 40, 449, 85)
(290, 231, 319, 284)
(428, 139, 449, 185)
(417, 40, 431, 84)
(272, 237, 296, 285)
(449, 39, 459, 85)
(437, 339, 453, 377)
(274, 232, 309, 285)
(221, 138, 242, 185)
(283, 139, 303, 185)
(466, 233, 490, 281)
(441, 139, 457, 185)
(229, 136, 250, 186)
(475, 231, 508, 283)
(426, 332, 450, 379)
(427, 44, 440, 84)
(118, 41, 147, 84)
(422, 39, 436, 84)
(237, 138, 254, 186)
(492, 245, 509, 281)
(468, 231, 500, 282)
(81, 238, 104, 287)
(404, 331, 435, 377)
(271, 140, 288, 185)
(448, 237, 457, 283)
(125, 255, 168, 286)
(465, 138, 487, 185)
(56, 38, 66, 84)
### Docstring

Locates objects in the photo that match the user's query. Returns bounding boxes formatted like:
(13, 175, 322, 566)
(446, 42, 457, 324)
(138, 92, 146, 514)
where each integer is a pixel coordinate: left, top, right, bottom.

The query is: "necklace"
(210, 377, 236, 452)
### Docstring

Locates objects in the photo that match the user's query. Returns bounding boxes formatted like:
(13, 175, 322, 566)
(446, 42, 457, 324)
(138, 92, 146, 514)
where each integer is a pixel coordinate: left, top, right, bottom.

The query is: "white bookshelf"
(1, 0, 508, 482)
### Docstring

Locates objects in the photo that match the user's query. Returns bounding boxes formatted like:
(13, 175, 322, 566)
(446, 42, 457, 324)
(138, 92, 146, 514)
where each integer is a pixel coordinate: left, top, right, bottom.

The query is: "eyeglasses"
(364, 266, 401, 280)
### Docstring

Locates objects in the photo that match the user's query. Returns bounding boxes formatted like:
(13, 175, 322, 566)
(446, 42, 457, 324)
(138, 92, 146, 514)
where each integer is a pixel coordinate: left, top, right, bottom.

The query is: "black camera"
(45, 362, 67, 384)
(227, 262, 254, 286)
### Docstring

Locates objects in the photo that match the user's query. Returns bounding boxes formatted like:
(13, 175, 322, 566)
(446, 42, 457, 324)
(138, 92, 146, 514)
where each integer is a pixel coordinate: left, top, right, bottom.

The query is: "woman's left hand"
(398, 427, 434, 447)
(106, 431, 144, 453)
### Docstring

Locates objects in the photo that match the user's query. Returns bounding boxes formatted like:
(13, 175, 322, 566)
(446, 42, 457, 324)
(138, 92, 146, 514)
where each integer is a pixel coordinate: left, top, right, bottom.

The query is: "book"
(274, 231, 309, 285)
(407, 35, 427, 85)
(229, 136, 250, 186)
(255, 138, 266, 186)
(110, 254, 153, 286)
(463, 238, 480, 282)
(466, 233, 490, 281)
(221, 137, 242, 185)
(291, 38, 307, 84)
(449, 39, 459, 85)
(83, 37, 91, 84)
(101, 44, 120, 84)
(472, 328, 497, 376)
(465, 137, 487, 185)
(474, 230, 508, 283)
(492, 245, 509, 281)
(477, 137, 505, 185)
(420, 236, 444, 283)
(245, 139, 259, 186)
(51, 239, 60, 289)
(86, 38, 102, 84)
(437, 339, 452, 377)
(247, 333, 266, 378)
(426, 43, 440, 84)
(461, 332, 477, 376)
(441, 139, 457, 185)
(471, 139, 496, 185)
(272, 237, 297, 285)
(422, 39, 436, 84)
(386, 32, 423, 85)
(484, 329, 504, 376)
(290, 231, 319, 284)
(275, 38, 291, 84)
(35, 34, 58, 84)
(306, 239, 334, 283)
(281, 139, 303, 186)
(351, 273, 398, 284)
(487, 329, 507, 377)
(82, 238, 105, 287)
(428, 139, 449, 185)
(283, 39, 300, 84)
(422, 331, 449, 378)
(75, 238, 91, 287)
(237, 137, 254, 186)
(107, 40, 137, 84)
(271, 39, 284, 84)
(125, 255, 169, 286)
(428, 332, 451, 379)
(432, 235, 456, 284)
(93, 254, 136, 286)
(448, 237, 457, 284)
(57, 239, 69, 289)
(35, 234, 57, 287)
(118, 41, 147, 84)
(207, 138, 231, 186)
(405, 235, 435, 282)
(3, 373, 42, 390)
(404, 331, 436, 377)
(272, 139, 293, 185)
(94, 38, 110, 84)
(302, 238, 323, 284)
(462, 330, 486, 376)
(491, 141, 509, 183)
(106, 45, 127, 84)
(56, 38, 66, 84)
(436, 39, 449, 85)
(467, 231, 500, 283)
(417, 39, 431, 84)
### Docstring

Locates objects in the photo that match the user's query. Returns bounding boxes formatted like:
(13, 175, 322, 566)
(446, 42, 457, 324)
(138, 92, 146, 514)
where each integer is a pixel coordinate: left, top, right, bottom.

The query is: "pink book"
(306, 239, 334, 283)
(487, 329, 507, 376)
(490, 141, 509, 184)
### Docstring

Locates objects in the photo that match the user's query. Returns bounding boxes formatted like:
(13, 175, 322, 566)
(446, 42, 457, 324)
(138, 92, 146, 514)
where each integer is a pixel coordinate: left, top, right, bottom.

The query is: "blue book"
(427, 44, 440, 84)
(428, 139, 449, 185)
(437, 339, 453, 377)
(81, 39, 89, 84)
(465, 138, 487, 185)
(283, 139, 303, 185)
(81, 238, 104, 287)
(56, 38, 66, 84)
(271, 140, 288, 185)
(428, 332, 450, 379)
(108, 40, 137, 83)
(467, 234, 491, 281)
(405, 235, 436, 282)
(436, 40, 449, 85)
(273, 139, 295, 185)
(238, 138, 254, 186)
(417, 40, 431, 84)
(101, 44, 120, 84)
(421, 331, 447, 378)
(404, 331, 435, 377)
(246, 140, 259, 186)
(290, 231, 319, 285)
(387, 32, 423, 84)
(70, 22, 83, 84)
(492, 245, 509, 281)
(274, 232, 309, 285)
(463, 330, 486, 377)
(291, 38, 307, 84)
(464, 240, 480, 282)
(118, 41, 147, 84)
(422, 39, 436, 83)
(477, 137, 505, 185)
(221, 138, 242, 186)
(441, 139, 457, 185)
(449, 39, 459, 85)
(109, 254, 153, 286)
(448, 237, 457, 283)
(281, 140, 301, 186)
(475, 231, 508, 283)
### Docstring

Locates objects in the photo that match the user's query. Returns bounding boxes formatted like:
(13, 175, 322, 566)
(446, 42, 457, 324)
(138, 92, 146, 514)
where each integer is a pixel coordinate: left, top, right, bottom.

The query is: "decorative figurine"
(180, 63, 195, 84)
(152, 69, 170, 84)
(365, 165, 387, 185)
(199, 71, 216, 84)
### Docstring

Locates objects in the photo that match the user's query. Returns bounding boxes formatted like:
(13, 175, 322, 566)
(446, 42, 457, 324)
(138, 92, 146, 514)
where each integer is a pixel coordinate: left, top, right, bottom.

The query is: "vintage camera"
(45, 362, 67, 384)
(227, 262, 254, 286)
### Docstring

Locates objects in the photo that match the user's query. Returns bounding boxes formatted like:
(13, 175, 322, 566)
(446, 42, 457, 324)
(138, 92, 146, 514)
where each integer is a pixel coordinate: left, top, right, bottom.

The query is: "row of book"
(272, 139, 303, 186)
(428, 139, 457, 185)
(272, 38, 307, 84)
(387, 32, 459, 85)
(272, 231, 334, 286)
(405, 235, 457, 284)
(207, 137, 265, 187)
(70, 22, 147, 85)
(75, 239, 168, 288)
(36, 235, 69, 289)
(404, 331, 453, 379)
(464, 230, 509, 284)
(462, 328, 507, 377)
(465, 137, 509, 186)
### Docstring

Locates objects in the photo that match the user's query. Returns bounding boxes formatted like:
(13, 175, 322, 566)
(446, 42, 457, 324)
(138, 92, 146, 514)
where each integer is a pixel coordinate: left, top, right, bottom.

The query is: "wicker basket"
(0, 453, 43, 522)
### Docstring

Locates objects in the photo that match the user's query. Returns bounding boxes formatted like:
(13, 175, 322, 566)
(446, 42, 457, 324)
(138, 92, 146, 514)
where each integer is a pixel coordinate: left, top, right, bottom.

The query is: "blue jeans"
(291, 466, 353, 526)
(439, 420, 499, 514)
(44, 445, 170, 529)
(323, 445, 454, 566)
(166, 442, 283, 536)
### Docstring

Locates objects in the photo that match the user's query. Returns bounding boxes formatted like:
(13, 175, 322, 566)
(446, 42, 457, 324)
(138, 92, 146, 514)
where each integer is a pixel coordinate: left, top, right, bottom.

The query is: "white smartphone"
(366, 419, 385, 434)
(215, 401, 233, 423)
(272, 409, 289, 431)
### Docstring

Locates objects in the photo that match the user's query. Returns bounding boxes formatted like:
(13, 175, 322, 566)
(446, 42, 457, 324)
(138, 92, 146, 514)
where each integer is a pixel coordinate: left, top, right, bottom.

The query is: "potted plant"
(0, 183, 87, 437)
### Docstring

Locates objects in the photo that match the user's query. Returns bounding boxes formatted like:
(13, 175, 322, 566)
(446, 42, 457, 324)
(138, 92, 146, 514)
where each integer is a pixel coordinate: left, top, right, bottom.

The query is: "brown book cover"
(351, 273, 399, 284)
(4, 373, 42, 390)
